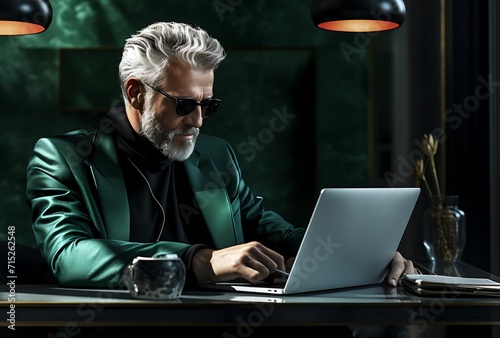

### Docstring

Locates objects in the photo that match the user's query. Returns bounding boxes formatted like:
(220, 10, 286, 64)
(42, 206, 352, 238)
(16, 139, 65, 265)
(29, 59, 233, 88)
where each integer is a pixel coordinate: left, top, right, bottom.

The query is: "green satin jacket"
(26, 128, 304, 288)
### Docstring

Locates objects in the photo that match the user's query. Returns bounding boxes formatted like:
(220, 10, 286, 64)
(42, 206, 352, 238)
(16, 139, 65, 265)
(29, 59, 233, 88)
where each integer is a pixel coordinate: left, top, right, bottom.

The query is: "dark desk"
(2, 261, 500, 337)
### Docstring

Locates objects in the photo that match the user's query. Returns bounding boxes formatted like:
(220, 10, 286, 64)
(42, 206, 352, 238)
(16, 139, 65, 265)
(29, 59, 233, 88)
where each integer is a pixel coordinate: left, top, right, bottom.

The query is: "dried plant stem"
(421, 175, 433, 197)
(429, 155, 442, 199)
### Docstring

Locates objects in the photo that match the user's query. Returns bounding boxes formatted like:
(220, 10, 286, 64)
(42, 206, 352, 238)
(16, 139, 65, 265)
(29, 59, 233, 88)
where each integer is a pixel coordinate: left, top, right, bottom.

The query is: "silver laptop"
(198, 187, 421, 295)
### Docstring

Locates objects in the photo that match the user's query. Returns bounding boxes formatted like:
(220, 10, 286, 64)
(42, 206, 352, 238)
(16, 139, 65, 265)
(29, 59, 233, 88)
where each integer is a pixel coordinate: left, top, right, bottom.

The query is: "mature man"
(26, 21, 415, 337)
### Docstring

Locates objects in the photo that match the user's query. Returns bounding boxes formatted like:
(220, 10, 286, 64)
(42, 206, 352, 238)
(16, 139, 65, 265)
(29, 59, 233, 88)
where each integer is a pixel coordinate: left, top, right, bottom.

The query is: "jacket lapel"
(184, 151, 237, 248)
(88, 130, 130, 241)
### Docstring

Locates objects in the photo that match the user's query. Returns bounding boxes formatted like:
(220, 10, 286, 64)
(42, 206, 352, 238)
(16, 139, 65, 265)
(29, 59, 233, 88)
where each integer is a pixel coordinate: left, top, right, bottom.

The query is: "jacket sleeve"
(26, 136, 191, 288)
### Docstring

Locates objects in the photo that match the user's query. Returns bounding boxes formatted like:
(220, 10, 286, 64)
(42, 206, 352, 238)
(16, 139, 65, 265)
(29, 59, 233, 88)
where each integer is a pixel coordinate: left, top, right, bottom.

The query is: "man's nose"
(184, 107, 203, 128)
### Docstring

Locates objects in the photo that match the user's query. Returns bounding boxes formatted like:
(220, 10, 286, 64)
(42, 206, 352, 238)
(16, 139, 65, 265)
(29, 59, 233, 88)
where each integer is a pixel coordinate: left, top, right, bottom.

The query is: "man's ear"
(125, 78, 144, 110)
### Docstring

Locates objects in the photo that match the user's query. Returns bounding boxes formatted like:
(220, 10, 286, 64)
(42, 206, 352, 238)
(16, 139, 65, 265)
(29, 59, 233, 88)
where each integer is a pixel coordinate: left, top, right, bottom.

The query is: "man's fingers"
(385, 251, 416, 286)
(209, 242, 285, 283)
(240, 242, 285, 281)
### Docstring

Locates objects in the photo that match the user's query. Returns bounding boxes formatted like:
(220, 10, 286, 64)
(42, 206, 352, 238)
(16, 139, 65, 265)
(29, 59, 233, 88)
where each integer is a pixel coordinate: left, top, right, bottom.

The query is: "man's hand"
(192, 242, 286, 284)
(385, 251, 417, 286)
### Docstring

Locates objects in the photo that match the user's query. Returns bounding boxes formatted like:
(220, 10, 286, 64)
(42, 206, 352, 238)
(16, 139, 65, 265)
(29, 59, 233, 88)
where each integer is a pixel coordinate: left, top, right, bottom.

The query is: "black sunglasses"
(142, 82, 221, 118)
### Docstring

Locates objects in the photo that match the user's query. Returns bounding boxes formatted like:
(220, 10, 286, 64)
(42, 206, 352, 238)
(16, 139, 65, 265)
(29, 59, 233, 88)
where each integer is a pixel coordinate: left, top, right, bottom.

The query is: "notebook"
(402, 274, 500, 297)
(198, 187, 421, 295)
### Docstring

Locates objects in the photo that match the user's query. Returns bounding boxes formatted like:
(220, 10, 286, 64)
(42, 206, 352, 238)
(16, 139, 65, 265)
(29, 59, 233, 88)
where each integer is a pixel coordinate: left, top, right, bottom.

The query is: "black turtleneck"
(105, 100, 214, 253)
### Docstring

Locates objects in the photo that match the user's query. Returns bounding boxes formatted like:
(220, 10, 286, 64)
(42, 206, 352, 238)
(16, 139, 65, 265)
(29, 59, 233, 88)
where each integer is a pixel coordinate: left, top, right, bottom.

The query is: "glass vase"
(423, 195, 466, 264)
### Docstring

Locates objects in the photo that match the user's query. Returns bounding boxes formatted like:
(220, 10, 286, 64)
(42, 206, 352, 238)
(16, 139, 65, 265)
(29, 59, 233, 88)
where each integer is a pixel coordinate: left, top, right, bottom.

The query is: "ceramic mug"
(122, 254, 186, 300)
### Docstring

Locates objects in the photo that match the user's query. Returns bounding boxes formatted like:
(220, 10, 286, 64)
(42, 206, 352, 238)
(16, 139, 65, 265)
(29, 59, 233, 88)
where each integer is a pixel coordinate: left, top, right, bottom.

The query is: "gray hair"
(118, 22, 226, 101)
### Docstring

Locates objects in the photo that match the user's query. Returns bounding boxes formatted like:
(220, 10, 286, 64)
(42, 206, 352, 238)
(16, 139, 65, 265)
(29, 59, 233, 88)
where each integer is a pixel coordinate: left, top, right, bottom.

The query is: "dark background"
(0, 1, 370, 247)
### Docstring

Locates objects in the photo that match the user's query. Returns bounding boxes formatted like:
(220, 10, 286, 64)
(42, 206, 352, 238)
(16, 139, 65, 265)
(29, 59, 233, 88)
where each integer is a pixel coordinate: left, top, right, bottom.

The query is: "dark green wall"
(0, 0, 369, 246)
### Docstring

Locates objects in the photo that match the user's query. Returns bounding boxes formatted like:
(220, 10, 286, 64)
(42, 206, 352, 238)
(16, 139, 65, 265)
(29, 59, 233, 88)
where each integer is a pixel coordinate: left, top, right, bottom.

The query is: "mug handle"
(122, 262, 138, 294)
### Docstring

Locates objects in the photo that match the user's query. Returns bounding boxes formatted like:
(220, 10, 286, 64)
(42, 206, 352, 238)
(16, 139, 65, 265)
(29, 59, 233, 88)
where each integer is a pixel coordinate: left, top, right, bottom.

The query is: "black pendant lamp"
(0, 0, 52, 36)
(312, 0, 406, 32)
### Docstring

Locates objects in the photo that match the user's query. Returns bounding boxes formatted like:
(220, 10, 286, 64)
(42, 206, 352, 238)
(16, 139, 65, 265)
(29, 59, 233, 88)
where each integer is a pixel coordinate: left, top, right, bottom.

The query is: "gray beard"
(139, 108, 199, 161)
